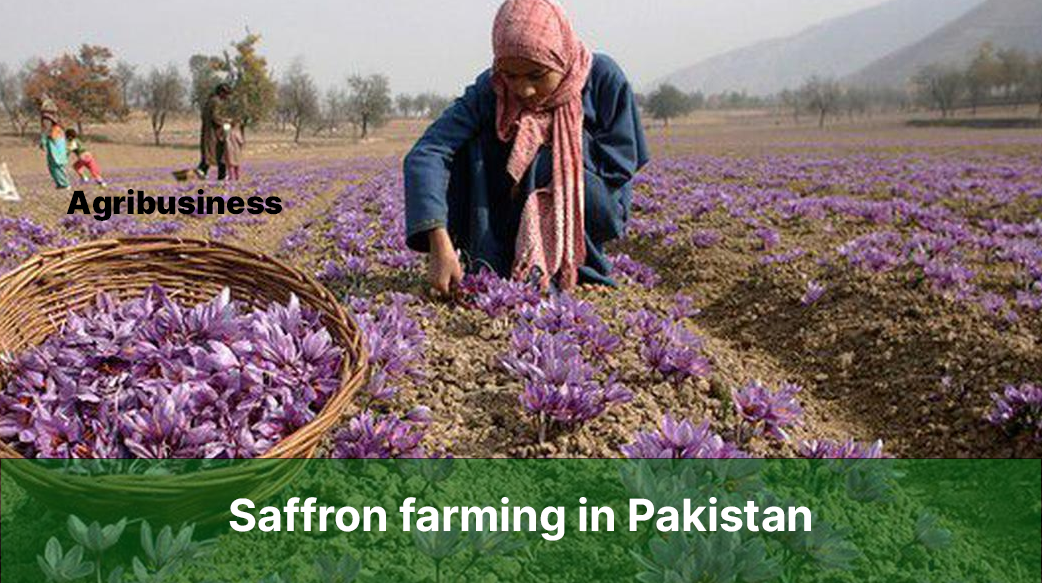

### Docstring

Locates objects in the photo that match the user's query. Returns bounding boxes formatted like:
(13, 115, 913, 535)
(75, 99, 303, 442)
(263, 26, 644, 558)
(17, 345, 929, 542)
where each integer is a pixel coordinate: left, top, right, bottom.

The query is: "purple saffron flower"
(520, 294, 621, 357)
(628, 312, 711, 384)
(754, 227, 781, 251)
(668, 294, 701, 320)
(354, 297, 427, 403)
(501, 324, 631, 442)
(985, 383, 1042, 442)
(732, 381, 804, 442)
(801, 281, 826, 306)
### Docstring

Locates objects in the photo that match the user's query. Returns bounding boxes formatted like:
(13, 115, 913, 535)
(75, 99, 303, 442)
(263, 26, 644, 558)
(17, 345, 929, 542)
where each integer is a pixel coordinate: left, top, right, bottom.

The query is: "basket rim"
(0, 235, 369, 466)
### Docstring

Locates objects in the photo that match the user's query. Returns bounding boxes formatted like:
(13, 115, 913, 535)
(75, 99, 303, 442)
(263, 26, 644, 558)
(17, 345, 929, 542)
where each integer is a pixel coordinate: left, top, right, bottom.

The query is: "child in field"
(403, 0, 648, 296)
(223, 122, 244, 181)
(65, 129, 107, 188)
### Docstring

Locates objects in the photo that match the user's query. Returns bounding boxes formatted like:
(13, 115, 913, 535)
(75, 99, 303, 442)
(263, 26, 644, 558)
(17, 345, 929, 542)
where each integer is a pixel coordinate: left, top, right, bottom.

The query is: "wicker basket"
(0, 237, 368, 524)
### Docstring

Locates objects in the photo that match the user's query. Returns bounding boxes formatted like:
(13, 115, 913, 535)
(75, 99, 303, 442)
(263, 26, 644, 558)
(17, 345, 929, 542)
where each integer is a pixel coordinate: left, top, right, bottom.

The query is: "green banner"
(2, 459, 1039, 582)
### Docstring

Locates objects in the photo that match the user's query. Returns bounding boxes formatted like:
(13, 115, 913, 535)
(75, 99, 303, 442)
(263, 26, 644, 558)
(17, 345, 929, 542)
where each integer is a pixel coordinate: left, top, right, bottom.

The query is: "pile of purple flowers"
(732, 381, 804, 442)
(985, 383, 1042, 442)
(626, 310, 711, 384)
(0, 286, 342, 459)
(621, 414, 747, 459)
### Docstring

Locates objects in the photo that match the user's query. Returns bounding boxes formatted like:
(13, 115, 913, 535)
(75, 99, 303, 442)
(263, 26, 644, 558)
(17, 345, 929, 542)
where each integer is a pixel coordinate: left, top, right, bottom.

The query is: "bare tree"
(914, 65, 964, 118)
(140, 65, 187, 145)
(412, 93, 431, 118)
(0, 62, 36, 136)
(346, 74, 392, 139)
(114, 60, 137, 116)
(996, 48, 1030, 109)
(277, 59, 320, 143)
(424, 94, 453, 119)
(842, 86, 870, 121)
(800, 76, 842, 128)
(314, 87, 348, 136)
(779, 88, 801, 124)
(966, 43, 1000, 115)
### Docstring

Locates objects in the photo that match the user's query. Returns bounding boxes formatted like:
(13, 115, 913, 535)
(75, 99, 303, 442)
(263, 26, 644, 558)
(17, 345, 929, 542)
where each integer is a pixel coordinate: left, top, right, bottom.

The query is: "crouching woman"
(403, 0, 648, 296)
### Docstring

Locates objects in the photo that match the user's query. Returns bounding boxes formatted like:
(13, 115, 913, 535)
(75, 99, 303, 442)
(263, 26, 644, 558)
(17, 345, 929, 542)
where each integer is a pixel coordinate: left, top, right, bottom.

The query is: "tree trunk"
(818, 109, 826, 128)
(294, 123, 302, 144)
(152, 112, 165, 146)
(77, 121, 84, 136)
(3, 110, 18, 135)
(361, 115, 369, 139)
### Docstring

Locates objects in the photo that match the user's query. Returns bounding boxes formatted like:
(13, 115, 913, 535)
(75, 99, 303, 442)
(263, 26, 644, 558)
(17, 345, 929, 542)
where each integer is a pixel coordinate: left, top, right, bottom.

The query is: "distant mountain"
(848, 0, 1042, 88)
(655, 0, 983, 95)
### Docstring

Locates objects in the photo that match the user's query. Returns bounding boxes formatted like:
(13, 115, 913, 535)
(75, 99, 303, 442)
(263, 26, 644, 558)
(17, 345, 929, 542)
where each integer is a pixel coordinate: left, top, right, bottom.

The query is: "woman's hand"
(427, 228, 463, 298)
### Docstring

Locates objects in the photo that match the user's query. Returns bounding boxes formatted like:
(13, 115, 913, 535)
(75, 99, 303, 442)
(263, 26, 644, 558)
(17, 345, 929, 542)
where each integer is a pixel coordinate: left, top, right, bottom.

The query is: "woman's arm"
(403, 76, 487, 252)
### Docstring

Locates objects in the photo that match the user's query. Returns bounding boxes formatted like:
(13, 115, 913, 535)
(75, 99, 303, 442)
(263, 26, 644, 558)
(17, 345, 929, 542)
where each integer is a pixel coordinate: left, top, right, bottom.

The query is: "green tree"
(218, 32, 278, 130)
(645, 83, 693, 127)
(346, 74, 392, 138)
(188, 54, 224, 112)
(396, 93, 415, 118)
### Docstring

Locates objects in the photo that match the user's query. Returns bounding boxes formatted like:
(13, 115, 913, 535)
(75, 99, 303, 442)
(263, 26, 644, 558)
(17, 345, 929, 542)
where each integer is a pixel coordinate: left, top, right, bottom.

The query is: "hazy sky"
(1, 0, 892, 94)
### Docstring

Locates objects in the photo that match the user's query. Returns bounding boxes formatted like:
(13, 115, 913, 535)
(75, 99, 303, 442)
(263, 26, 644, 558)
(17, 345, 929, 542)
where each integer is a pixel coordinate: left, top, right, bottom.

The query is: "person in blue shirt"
(404, 0, 649, 296)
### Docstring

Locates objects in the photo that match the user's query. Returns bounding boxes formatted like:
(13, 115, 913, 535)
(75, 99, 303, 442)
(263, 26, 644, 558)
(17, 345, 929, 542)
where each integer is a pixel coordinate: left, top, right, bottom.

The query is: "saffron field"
(2, 122, 1041, 460)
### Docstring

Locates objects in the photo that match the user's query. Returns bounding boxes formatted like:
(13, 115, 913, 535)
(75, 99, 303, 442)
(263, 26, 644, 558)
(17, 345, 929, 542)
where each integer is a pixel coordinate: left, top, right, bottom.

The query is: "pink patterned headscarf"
(492, 0, 593, 291)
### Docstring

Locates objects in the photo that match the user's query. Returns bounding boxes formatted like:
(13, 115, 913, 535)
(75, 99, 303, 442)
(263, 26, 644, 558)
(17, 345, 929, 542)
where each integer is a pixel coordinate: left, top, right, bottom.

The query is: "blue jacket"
(403, 53, 649, 285)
